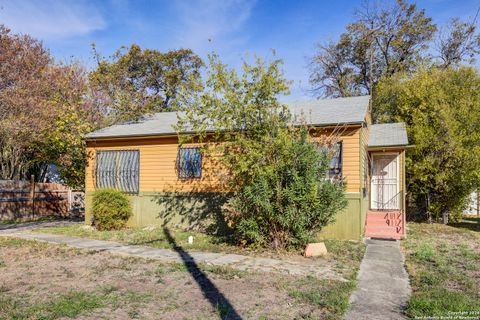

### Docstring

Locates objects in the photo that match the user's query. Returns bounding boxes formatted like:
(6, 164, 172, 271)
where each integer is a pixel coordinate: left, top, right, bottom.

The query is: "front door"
(371, 154, 400, 210)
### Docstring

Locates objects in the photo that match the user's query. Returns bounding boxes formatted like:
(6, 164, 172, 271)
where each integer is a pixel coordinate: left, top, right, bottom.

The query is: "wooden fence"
(0, 178, 73, 220)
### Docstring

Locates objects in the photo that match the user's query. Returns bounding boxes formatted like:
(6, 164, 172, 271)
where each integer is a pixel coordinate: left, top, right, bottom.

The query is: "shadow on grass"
(162, 227, 242, 320)
(0, 216, 82, 231)
(449, 217, 480, 232)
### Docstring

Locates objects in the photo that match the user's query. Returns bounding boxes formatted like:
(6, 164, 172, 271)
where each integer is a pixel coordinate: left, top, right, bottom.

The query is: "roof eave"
(84, 121, 366, 141)
(309, 121, 365, 128)
(368, 144, 409, 150)
(84, 129, 219, 141)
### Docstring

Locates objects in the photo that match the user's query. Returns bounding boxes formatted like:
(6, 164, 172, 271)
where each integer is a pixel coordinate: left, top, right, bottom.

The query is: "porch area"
(365, 144, 407, 240)
(365, 210, 405, 240)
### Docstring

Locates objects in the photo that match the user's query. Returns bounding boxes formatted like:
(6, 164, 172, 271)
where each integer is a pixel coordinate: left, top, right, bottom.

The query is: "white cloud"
(173, 0, 256, 51)
(0, 0, 106, 40)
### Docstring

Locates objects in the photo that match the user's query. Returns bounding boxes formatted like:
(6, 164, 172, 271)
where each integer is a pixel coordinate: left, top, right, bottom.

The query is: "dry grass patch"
(33, 225, 244, 254)
(0, 236, 364, 319)
(33, 224, 363, 261)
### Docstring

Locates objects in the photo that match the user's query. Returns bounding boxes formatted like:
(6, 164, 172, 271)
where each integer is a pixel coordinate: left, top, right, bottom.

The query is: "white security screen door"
(371, 154, 400, 210)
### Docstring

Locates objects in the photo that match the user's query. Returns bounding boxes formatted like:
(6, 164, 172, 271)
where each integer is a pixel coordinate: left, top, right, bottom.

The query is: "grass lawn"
(32, 224, 359, 261)
(402, 216, 480, 318)
(34, 224, 242, 254)
(0, 236, 365, 320)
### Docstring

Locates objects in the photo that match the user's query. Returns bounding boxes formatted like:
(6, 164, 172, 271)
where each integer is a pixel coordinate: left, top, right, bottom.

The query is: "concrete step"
(365, 231, 403, 240)
(366, 218, 403, 224)
(367, 215, 402, 221)
(367, 212, 402, 219)
(366, 225, 403, 232)
(365, 210, 405, 240)
(366, 219, 403, 227)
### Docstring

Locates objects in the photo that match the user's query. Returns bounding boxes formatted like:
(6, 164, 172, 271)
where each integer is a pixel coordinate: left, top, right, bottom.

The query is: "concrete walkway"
(344, 239, 411, 320)
(0, 219, 82, 232)
(0, 229, 344, 281)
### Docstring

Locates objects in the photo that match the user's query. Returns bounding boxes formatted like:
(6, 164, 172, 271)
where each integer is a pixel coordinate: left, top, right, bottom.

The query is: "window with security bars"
(328, 142, 342, 178)
(95, 150, 139, 193)
(176, 147, 202, 179)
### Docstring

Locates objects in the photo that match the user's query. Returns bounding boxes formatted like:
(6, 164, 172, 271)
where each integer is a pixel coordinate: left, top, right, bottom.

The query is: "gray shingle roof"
(85, 95, 371, 139)
(85, 112, 183, 139)
(288, 95, 371, 126)
(368, 123, 409, 147)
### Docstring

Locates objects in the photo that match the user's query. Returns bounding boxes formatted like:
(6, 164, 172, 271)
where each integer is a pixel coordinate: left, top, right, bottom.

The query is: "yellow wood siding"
(86, 126, 363, 194)
(86, 137, 227, 193)
(310, 126, 362, 193)
(361, 124, 370, 193)
(341, 128, 361, 193)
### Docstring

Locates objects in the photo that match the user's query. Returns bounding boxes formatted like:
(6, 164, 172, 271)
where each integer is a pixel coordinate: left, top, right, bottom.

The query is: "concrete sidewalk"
(0, 230, 345, 281)
(344, 239, 411, 320)
(0, 219, 81, 232)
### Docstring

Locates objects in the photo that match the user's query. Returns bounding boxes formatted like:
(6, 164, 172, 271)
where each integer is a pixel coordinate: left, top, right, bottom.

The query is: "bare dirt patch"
(0, 237, 363, 319)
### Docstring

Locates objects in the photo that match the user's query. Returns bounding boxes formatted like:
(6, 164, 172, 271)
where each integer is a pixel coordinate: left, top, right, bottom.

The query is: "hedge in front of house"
(91, 189, 132, 230)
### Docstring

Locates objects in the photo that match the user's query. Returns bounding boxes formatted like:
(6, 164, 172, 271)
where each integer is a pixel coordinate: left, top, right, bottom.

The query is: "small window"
(328, 142, 342, 177)
(95, 150, 139, 193)
(176, 147, 202, 179)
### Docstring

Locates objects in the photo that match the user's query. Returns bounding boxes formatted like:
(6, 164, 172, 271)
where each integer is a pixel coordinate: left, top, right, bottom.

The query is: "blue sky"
(0, 0, 479, 101)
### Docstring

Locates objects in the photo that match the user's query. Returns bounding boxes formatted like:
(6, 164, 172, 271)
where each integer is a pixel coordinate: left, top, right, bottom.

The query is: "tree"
(436, 17, 480, 68)
(90, 44, 204, 124)
(177, 54, 347, 249)
(0, 25, 103, 188)
(374, 67, 480, 223)
(38, 63, 104, 188)
(177, 53, 293, 188)
(310, 0, 436, 97)
(0, 25, 54, 180)
(309, 40, 363, 98)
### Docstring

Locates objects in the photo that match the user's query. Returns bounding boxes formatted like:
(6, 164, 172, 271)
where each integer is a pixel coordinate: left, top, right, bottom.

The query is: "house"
(84, 95, 409, 240)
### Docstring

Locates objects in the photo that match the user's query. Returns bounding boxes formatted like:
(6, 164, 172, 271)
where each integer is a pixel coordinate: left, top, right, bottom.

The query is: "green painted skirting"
(317, 193, 365, 240)
(85, 192, 232, 235)
(85, 191, 365, 240)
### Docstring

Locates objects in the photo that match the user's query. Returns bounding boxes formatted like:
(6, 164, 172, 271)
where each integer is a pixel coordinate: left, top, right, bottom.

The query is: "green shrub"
(176, 55, 346, 249)
(223, 128, 347, 249)
(91, 189, 132, 230)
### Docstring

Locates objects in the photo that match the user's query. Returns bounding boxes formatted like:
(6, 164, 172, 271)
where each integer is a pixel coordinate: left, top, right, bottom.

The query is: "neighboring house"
(464, 191, 480, 215)
(84, 96, 408, 240)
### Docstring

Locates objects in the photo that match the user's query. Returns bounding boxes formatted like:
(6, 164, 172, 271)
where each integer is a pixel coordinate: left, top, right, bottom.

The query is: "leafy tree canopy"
(177, 53, 293, 188)
(0, 25, 103, 188)
(90, 44, 204, 124)
(374, 66, 480, 222)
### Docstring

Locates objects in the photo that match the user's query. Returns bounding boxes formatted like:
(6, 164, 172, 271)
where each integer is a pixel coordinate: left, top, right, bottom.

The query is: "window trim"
(95, 149, 140, 194)
(176, 147, 203, 180)
(328, 141, 343, 178)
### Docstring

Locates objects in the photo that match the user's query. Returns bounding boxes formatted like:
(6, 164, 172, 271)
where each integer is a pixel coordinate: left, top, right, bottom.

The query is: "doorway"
(371, 153, 400, 210)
